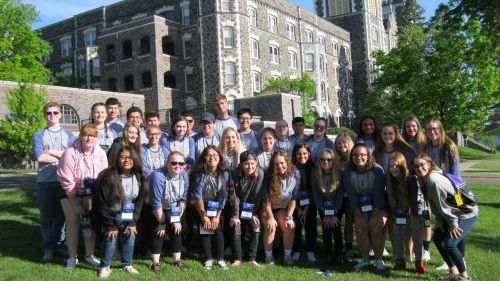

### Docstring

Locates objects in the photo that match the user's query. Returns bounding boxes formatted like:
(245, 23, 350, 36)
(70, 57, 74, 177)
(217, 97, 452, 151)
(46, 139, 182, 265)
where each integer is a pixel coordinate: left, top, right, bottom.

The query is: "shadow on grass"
(0, 219, 41, 263)
(467, 234, 500, 252)
(479, 202, 500, 209)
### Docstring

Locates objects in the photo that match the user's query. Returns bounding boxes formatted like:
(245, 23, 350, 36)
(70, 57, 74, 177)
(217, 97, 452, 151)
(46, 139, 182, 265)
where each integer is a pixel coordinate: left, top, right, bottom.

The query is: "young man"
(290, 116, 309, 147)
(181, 111, 197, 138)
(145, 111, 168, 146)
(306, 117, 334, 163)
(32, 102, 76, 261)
(214, 94, 239, 135)
(127, 106, 148, 144)
(237, 108, 260, 154)
(193, 112, 220, 160)
(274, 119, 294, 156)
(105, 97, 125, 133)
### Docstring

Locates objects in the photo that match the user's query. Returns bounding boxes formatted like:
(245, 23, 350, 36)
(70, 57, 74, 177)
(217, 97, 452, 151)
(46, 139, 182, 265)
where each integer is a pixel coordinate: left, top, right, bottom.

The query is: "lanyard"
(164, 172, 183, 204)
(147, 146, 164, 170)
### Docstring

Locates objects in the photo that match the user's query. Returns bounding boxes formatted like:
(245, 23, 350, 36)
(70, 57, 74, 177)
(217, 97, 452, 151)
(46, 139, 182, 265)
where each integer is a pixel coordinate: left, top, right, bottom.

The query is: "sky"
(26, 0, 445, 29)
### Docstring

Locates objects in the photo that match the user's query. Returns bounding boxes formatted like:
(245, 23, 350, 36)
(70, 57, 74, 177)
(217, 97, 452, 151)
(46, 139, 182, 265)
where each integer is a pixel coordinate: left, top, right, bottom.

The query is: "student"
(107, 122, 142, 165)
(32, 102, 76, 261)
(149, 151, 190, 271)
(219, 127, 245, 175)
(311, 148, 344, 266)
(275, 120, 294, 156)
(105, 97, 125, 133)
(262, 151, 300, 265)
(256, 127, 276, 172)
(344, 143, 387, 271)
(424, 118, 460, 177)
(355, 115, 379, 154)
(57, 124, 108, 269)
(145, 112, 168, 146)
(214, 94, 239, 135)
(141, 126, 170, 178)
(94, 145, 148, 278)
(291, 143, 318, 264)
(402, 115, 427, 154)
(237, 108, 260, 154)
(191, 145, 230, 270)
(126, 106, 148, 145)
(166, 116, 195, 168)
(290, 116, 309, 146)
(413, 154, 478, 281)
(373, 122, 415, 173)
(306, 117, 334, 163)
(227, 151, 264, 266)
(91, 102, 118, 153)
(181, 111, 197, 138)
(194, 113, 221, 160)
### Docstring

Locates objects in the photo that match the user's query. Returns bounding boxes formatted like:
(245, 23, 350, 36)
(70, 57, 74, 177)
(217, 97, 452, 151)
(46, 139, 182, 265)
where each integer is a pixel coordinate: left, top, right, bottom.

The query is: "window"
(333, 43, 339, 55)
(62, 65, 73, 77)
(60, 105, 79, 124)
(223, 26, 233, 48)
(286, 22, 295, 40)
(164, 10, 177, 21)
(268, 15, 277, 34)
(106, 44, 115, 62)
(140, 36, 150, 55)
(250, 38, 259, 59)
(345, 47, 350, 61)
(319, 55, 325, 74)
(164, 72, 176, 88)
(78, 58, 85, 78)
(335, 66, 340, 80)
(269, 45, 279, 64)
(248, 7, 257, 26)
(124, 75, 134, 91)
(142, 71, 152, 88)
(305, 29, 313, 43)
(320, 82, 327, 101)
(305, 53, 314, 71)
(252, 71, 261, 93)
(108, 78, 117, 91)
(225, 62, 236, 85)
(162, 36, 175, 56)
(185, 73, 193, 92)
(183, 39, 192, 58)
(84, 30, 96, 46)
(182, 6, 190, 26)
(288, 51, 297, 69)
(122, 40, 132, 59)
(372, 27, 379, 42)
(60, 38, 72, 57)
(221, 0, 232, 11)
(336, 89, 341, 105)
(92, 58, 100, 76)
(318, 35, 325, 45)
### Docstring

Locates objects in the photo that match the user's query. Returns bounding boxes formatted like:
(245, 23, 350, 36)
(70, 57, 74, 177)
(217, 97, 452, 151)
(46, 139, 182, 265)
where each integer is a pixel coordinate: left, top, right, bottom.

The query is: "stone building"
(40, 0, 354, 127)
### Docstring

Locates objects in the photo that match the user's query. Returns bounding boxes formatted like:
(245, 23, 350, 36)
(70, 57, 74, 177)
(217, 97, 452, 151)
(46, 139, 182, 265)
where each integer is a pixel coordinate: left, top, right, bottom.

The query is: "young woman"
(333, 133, 355, 257)
(344, 143, 387, 271)
(57, 124, 108, 269)
(373, 122, 415, 173)
(219, 127, 245, 175)
(262, 151, 300, 265)
(141, 126, 170, 178)
(275, 120, 294, 156)
(107, 122, 142, 165)
(291, 143, 318, 264)
(167, 116, 195, 168)
(425, 118, 460, 177)
(126, 106, 148, 145)
(413, 154, 478, 281)
(386, 152, 411, 270)
(91, 102, 118, 153)
(149, 151, 189, 271)
(256, 127, 276, 172)
(237, 108, 260, 154)
(311, 148, 344, 266)
(402, 115, 427, 154)
(355, 115, 379, 154)
(94, 145, 148, 278)
(306, 117, 334, 163)
(228, 151, 264, 266)
(191, 145, 230, 270)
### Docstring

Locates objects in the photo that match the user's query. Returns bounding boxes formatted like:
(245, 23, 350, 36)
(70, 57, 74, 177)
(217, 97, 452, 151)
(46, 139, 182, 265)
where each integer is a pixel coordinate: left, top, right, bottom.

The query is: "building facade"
(40, 0, 354, 127)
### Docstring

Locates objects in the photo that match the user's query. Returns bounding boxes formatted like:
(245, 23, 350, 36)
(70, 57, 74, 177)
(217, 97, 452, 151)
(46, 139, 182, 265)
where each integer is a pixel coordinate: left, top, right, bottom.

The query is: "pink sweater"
(57, 141, 108, 195)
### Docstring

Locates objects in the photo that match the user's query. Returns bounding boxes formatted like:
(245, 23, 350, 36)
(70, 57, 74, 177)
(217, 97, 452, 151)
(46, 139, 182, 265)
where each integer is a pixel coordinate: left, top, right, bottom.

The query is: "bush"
(326, 127, 358, 140)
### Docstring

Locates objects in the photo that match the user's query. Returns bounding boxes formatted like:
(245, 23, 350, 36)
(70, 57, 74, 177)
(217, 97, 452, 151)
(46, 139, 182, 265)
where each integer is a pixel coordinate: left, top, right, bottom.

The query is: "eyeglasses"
(426, 127, 440, 132)
(147, 133, 161, 136)
(186, 119, 194, 123)
(320, 158, 333, 162)
(314, 125, 325, 131)
(45, 111, 59, 116)
(353, 153, 368, 157)
(170, 161, 185, 166)
(414, 162, 428, 169)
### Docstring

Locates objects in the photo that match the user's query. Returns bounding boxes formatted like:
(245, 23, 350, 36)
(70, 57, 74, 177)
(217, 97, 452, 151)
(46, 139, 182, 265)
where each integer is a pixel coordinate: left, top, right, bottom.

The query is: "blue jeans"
(100, 216, 136, 268)
(37, 182, 65, 252)
(433, 216, 477, 273)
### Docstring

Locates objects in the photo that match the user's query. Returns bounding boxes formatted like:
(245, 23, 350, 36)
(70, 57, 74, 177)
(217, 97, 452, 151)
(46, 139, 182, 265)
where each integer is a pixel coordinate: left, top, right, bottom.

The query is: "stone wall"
(233, 93, 302, 125)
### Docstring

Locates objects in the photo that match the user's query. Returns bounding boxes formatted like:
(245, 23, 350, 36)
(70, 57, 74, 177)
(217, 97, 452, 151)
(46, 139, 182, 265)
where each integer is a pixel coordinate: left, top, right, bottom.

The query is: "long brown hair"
(373, 122, 414, 161)
(426, 118, 459, 169)
(349, 143, 376, 170)
(402, 115, 426, 153)
(316, 148, 340, 194)
(267, 151, 295, 204)
(386, 152, 409, 210)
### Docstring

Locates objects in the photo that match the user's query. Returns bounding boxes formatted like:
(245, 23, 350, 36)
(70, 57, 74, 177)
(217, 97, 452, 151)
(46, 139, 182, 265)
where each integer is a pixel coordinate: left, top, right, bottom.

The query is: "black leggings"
(151, 209, 182, 254)
(201, 218, 224, 260)
(318, 210, 343, 259)
(293, 203, 318, 253)
(232, 218, 260, 261)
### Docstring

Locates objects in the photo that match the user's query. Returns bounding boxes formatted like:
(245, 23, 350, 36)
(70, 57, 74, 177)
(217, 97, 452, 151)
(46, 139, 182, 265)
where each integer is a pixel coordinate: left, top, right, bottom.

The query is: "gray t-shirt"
(426, 145, 442, 167)
(224, 154, 237, 173)
(350, 170, 376, 195)
(97, 126, 116, 152)
(257, 151, 273, 172)
(37, 128, 73, 182)
(121, 174, 140, 201)
(271, 176, 297, 209)
(145, 147, 165, 171)
(379, 150, 395, 172)
(239, 131, 260, 154)
(276, 138, 293, 156)
(169, 137, 191, 159)
(195, 134, 220, 159)
(163, 173, 184, 208)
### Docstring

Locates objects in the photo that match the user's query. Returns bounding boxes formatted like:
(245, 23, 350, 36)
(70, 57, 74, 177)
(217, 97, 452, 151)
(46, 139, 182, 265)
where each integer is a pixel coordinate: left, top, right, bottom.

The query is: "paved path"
(461, 160, 500, 185)
(0, 173, 36, 190)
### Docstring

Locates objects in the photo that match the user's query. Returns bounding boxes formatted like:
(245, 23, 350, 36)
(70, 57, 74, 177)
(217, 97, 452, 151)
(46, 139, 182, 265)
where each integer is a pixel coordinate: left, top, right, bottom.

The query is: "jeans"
(433, 216, 477, 273)
(232, 218, 260, 261)
(393, 223, 407, 260)
(151, 210, 182, 254)
(201, 219, 224, 260)
(293, 203, 318, 253)
(37, 182, 65, 252)
(319, 211, 343, 259)
(100, 215, 136, 268)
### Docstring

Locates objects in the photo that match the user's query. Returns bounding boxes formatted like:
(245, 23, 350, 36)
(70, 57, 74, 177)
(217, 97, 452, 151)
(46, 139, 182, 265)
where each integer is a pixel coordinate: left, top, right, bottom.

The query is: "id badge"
(299, 194, 310, 207)
(82, 178, 95, 196)
(454, 192, 464, 206)
(170, 206, 182, 223)
(323, 200, 335, 216)
(199, 223, 214, 235)
(121, 202, 135, 221)
(395, 209, 407, 225)
(100, 144, 110, 151)
(359, 195, 373, 213)
(240, 203, 255, 220)
(422, 210, 431, 227)
(206, 201, 219, 217)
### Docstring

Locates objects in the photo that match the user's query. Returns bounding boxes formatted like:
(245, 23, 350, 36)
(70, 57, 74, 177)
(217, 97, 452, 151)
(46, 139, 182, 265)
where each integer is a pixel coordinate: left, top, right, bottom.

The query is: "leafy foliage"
(326, 127, 357, 140)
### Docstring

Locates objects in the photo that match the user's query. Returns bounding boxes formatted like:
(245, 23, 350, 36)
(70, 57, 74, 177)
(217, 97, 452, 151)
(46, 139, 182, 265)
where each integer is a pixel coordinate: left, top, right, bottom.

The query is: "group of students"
(33, 95, 477, 280)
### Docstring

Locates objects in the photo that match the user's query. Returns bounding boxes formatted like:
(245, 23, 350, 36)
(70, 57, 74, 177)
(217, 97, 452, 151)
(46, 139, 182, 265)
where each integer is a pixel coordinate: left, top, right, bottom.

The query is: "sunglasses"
(320, 158, 333, 162)
(170, 161, 185, 166)
(45, 111, 59, 116)
(186, 119, 194, 123)
(314, 125, 325, 131)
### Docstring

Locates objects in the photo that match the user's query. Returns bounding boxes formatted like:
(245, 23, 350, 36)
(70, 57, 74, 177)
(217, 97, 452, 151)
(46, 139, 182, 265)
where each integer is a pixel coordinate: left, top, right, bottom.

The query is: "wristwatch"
(286, 215, 294, 221)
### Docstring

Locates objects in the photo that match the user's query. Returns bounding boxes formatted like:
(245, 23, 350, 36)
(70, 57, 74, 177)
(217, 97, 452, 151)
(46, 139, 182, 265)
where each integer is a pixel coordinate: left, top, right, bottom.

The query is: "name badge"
(200, 223, 214, 235)
(299, 194, 310, 207)
(422, 210, 431, 227)
(82, 178, 95, 196)
(454, 192, 464, 206)
(121, 202, 135, 221)
(241, 203, 255, 220)
(395, 209, 407, 225)
(206, 201, 219, 217)
(323, 200, 335, 216)
(100, 144, 110, 151)
(359, 195, 373, 213)
(170, 206, 182, 223)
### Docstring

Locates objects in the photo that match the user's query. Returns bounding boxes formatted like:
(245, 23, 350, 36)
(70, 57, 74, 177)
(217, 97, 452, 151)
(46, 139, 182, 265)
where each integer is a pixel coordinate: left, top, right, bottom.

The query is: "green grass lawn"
(0, 185, 499, 281)
(459, 146, 497, 161)
(0, 168, 36, 174)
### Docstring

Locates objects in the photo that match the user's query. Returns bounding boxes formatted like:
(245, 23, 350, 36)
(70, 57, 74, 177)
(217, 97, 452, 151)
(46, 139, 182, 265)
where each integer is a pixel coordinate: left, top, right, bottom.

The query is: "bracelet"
(286, 215, 294, 221)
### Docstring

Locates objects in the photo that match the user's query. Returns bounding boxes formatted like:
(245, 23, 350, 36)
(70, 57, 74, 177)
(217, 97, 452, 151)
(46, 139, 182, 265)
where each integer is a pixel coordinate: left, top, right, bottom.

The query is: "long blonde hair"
(426, 118, 459, 169)
(333, 133, 353, 172)
(316, 148, 341, 194)
(219, 127, 245, 167)
(402, 115, 426, 153)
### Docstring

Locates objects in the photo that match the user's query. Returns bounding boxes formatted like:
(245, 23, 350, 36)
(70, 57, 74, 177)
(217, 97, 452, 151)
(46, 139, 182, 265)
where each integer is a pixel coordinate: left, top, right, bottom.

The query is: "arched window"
(142, 71, 152, 88)
(164, 72, 176, 88)
(108, 77, 117, 91)
(140, 36, 150, 55)
(124, 75, 134, 91)
(162, 36, 175, 56)
(60, 104, 79, 125)
(122, 40, 132, 59)
(106, 44, 115, 63)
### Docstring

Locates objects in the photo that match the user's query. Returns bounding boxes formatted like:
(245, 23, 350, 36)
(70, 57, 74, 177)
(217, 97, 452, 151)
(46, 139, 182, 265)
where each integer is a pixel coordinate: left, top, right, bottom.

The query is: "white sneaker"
(66, 256, 78, 269)
(122, 265, 139, 275)
(292, 252, 300, 262)
(369, 249, 374, 257)
(98, 266, 111, 279)
(218, 260, 228, 270)
(383, 248, 390, 257)
(405, 253, 415, 262)
(85, 255, 100, 268)
(354, 260, 370, 270)
(307, 252, 317, 263)
(423, 250, 431, 262)
(265, 255, 275, 265)
(204, 260, 213, 270)
(375, 259, 385, 271)
(436, 261, 449, 271)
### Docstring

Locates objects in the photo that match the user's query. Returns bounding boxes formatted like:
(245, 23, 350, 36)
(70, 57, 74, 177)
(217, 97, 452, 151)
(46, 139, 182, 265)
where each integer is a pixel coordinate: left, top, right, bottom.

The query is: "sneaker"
(66, 256, 78, 269)
(283, 255, 294, 266)
(375, 259, 385, 271)
(232, 260, 242, 267)
(423, 250, 431, 262)
(150, 262, 161, 273)
(42, 250, 54, 262)
(204, 260, 213, 270)
(369, 249, 375, 257)
(218, 260, 228, 270)
(354, 260, 370, 270)
(249, 260, 263, 267)
(85, 255, 100, 268)
(415, 261, 427, 275)
(405, 255, 415, 262)
(307, 252, 317, 264)
(437, 261, 449, 271)
(174, 260, 185, 269)
(265, 255, 275, 265)
(122, 265, 139, 275)
(382, 248, 390, 257)
(292, 252, 300, 263)
(98, 266, 111, 279)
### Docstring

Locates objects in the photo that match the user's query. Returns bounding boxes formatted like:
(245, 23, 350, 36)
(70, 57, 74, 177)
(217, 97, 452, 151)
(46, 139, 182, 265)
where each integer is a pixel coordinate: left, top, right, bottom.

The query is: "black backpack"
(442, 173, 477, 212)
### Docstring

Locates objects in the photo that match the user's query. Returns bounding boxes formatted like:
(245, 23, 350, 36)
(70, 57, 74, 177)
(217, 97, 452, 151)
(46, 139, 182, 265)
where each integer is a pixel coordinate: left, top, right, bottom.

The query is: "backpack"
(442, 172, 477, 211)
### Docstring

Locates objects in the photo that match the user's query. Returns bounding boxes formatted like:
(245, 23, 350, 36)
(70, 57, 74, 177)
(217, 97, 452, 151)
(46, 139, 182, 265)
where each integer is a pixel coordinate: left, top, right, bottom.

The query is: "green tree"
(0, 84, 47, 167)
(0, 0, 51, 83)
(398, 0, 425, 31)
